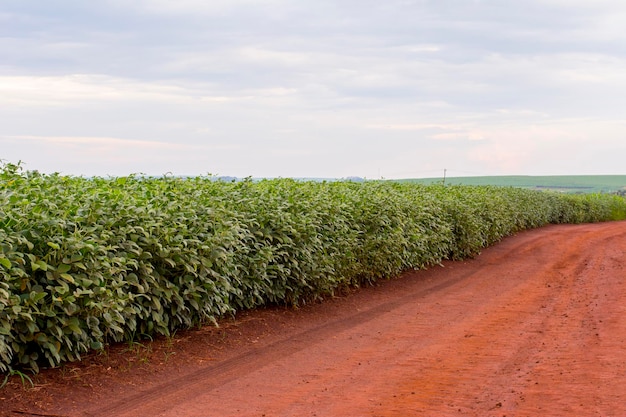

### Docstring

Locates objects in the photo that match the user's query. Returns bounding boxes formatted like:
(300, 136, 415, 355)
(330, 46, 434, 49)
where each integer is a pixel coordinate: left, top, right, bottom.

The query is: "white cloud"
(2, 1, 626, 177)
(431, 132, 487, 142)
(5, 135, 198, 150)
(0, 74, 262, 108)
(1, 135, 242, 176)
(110, 0, 291, 16)
(0, 75, 191, 107)
(365, 123, 456, 131)
(238, 47, 311, 67)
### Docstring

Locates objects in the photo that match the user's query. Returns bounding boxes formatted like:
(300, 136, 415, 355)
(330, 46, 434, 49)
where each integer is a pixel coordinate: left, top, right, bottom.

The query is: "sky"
(1, 0, 626, 179)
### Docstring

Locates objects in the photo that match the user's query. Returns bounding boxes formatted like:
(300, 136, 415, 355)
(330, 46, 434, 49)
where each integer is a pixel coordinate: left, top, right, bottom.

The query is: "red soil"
(2, 222, 626, 416)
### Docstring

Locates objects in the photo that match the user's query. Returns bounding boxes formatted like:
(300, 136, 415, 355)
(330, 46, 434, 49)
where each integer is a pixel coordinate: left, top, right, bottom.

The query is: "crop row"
(1, 162, 625, 373)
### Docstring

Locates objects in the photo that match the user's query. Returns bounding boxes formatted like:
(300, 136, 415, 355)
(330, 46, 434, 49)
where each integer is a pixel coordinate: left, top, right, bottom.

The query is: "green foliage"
(1, 162, 625, 373)
(1, 367, 34, 389)
(402, 174, 626, 194)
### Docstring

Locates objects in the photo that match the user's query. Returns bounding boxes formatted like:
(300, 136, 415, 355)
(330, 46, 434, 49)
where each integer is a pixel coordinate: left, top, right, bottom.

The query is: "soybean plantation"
(1, 162, 626, 374)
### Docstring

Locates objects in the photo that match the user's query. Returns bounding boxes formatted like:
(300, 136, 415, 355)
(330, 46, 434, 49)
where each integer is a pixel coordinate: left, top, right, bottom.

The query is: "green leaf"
(90, 340, 103, 350)
(32, 259, 49, 271)
(0, 258, 11, 269)
(66, 317, 83, 335)
(60, 273, 75, 284)
(0, 320, 11, 335)
(29, 291, 47, 303)
(74, 262, 87, 271)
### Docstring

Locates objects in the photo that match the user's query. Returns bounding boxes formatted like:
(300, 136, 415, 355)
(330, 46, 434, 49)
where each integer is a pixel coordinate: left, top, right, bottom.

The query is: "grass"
(1, 369, 34, 389)
(398, 175, 626, 194)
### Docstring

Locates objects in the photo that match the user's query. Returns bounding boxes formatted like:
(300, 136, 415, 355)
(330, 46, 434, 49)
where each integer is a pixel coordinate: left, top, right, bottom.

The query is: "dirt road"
(3, 222, 626, 416)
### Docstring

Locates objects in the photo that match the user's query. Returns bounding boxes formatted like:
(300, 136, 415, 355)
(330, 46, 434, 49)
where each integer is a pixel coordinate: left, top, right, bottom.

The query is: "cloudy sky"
(1, 0, 626, 178)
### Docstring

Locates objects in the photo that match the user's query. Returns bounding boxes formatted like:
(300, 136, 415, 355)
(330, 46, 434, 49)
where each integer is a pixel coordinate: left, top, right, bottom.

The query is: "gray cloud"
(2, 0, 626, 177)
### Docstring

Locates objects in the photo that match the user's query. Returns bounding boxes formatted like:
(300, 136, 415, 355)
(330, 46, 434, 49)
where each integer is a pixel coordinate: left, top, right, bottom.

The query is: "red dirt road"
(2, 222, 626, 416)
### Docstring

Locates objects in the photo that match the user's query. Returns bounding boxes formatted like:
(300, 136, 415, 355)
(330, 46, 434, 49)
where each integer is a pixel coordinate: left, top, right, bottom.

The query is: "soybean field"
(1, 162, 625, 374)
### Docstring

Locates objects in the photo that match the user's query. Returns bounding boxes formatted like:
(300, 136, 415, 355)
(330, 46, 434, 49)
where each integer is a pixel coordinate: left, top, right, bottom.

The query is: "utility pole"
(442, 168, 447, 185)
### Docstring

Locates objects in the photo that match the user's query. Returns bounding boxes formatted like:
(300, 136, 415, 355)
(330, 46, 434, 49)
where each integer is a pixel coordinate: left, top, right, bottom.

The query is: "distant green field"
(399, 175, 626, 194)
